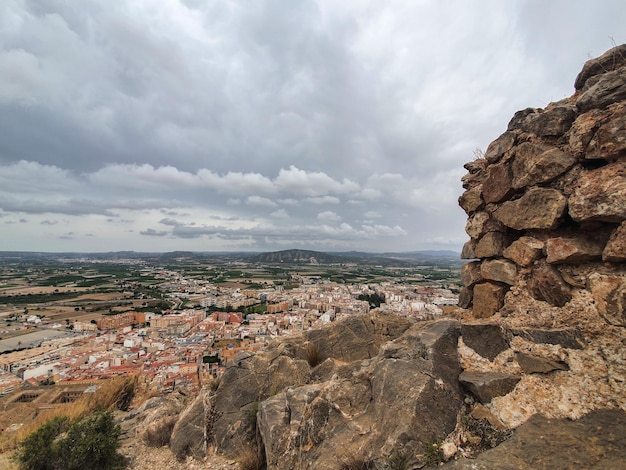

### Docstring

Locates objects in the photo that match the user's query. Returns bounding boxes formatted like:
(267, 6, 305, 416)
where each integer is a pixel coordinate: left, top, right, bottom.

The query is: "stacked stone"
(459, 44, 626, 325)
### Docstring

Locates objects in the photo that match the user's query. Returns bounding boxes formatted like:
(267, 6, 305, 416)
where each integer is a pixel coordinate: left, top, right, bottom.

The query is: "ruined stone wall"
(459, 44, 626, 326)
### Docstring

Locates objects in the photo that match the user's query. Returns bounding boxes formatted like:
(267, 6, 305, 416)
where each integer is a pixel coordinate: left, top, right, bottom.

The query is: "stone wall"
(454, 45, 626, 431)
(459, 43, 626, 326)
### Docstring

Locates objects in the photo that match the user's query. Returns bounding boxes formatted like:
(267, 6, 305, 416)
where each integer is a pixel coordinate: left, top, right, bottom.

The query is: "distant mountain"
(250, 249, 349, 264)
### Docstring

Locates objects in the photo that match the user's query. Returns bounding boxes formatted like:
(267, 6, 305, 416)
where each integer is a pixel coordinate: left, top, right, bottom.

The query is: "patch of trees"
(357, 293, 386, 307)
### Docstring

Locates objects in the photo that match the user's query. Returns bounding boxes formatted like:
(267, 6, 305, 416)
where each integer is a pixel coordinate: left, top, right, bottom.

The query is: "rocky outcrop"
(455, 45, 626, 436)
(208, 314, 463, 469)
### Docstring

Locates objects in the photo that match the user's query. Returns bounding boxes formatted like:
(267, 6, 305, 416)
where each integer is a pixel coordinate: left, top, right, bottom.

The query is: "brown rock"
(519, 105, 576, 137)
(587, 105, 626, 160)
(502, 236, 544, 266)
(569, 161, 626, 222)
(527, 262, 572, 307)
(576, 68, 626, 112)
(465, 211, 505, 239)
(575, 44, 626, 90)
(460, 323, 509, 361)
(515, 352, 569, 374)
(461, 240, 477, 259)
(507, 108, 538, 131)
(588, 273, 626, 327)
(604, 221, 626, 262)
(480, 259, 517, 285)
(494, 188, 567, 230)
(458, 287, 473, 309)
(484, 131, 516, 164)
(461, 261, 483, 288)
(474, 232, 513, 258)
(545, 234, 608, 264)
(511, 143, 578, 189)
(482, 163, 515, 204)
(568, 108, 605, 158)
(462, 158, 488, 190)
(459, 372, 521, 404)
(458, 186, 484, 215)
(472, 282, 507, 319)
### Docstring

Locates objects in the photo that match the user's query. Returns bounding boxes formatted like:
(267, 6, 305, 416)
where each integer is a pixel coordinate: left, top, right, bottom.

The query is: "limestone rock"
(576, 68, 626, 112)
(460, 323, 509, 361)
(472, 283, 507, 318)
(484, 131, 516, 164)
(509, 328, 585, 350)
(458, 186, 484, 215)
(494, 188, 567, 230)
(511, 143, 577, 189)
(169, 392, 206, 459)
(588, 273, 626, 327)
(527, 262, 572, 307)
(474, 232, 513, 259)
(515, 352, 569, 374)
(482, 163, 515, 204)
(480, 259, 517, 285)
(443, 410, 626, 469)
(603, 221, 626, 262)
(459, 372, 520, 404)
(257, 321, 463, 470)
(502, 236, 544, 267)
(569, 161, 626, 222)
(574, 44, 626, 90)
(461, 261, 483, 288)
(545, 234, 608, 264)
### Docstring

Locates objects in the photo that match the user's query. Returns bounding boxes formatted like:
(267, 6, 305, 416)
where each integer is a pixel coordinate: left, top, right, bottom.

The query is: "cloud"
(1, 0, 624, 252)
(140, 228, 169, 237)
(317, 211, 341, 222)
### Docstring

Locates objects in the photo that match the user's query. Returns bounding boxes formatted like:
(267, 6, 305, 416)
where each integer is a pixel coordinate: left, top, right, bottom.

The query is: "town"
(0, 250, 461, 427)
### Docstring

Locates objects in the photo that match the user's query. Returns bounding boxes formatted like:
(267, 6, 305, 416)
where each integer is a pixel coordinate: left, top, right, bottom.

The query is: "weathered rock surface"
(515, 352, 569, 374)
(568, 161, 626, 222)
(604, 221, 626, 261)
(170, 392, 207, 459)
(255, 320, 462, 470)
(459, 372, 521, 404)
(480, 259, 517, 285)
(455, 44, 626, 461)
(443, 409, 626, 469)
(502, 236, 543, 266)
(460, 323, 509, 361)
(493, 188, 567, 230)
(471, 282, 507, 318)
(511, 143, 577, 189)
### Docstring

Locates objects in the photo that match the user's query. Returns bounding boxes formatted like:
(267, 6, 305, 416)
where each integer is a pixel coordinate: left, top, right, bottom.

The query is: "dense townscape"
(0, 250, 460, 422)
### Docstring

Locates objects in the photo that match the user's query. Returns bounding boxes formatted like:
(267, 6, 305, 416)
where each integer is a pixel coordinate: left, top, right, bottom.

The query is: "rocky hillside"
(116, 45, 626, 469)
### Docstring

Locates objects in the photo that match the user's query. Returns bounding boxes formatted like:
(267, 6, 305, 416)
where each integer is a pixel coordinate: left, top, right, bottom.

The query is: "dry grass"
(305, 342, 322, 368)
(236, 444, 266, 470)
(0, 375, 137, 453)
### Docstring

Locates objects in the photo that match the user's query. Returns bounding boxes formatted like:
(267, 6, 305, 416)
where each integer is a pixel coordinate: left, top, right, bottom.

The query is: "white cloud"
(317, 211, 341, 222)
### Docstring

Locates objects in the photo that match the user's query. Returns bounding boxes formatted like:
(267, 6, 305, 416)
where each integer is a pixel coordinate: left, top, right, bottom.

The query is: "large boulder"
(257, 320, 463, 470)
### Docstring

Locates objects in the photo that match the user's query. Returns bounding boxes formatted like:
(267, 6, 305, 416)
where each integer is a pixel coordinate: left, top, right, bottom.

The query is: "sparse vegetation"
(14, 410, 124, 470)
(305, 342, 322, 367)
(142, 416, 177, 448)
(236, 444, 266, 470)
(339, 453, 376, 470)
(423, 441, 443, 467)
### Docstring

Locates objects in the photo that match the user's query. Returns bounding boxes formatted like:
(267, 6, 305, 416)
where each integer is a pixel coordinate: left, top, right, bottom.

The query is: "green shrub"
(15, 410, 124, 470)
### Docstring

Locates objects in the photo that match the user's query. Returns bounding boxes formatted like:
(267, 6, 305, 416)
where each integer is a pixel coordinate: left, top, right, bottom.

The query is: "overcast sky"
(0, 0, 624, 253)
